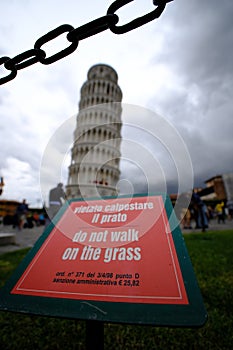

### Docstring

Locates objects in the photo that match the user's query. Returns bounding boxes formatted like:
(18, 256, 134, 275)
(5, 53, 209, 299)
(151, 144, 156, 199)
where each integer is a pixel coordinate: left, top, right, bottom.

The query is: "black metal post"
(86, 320, 104, 350)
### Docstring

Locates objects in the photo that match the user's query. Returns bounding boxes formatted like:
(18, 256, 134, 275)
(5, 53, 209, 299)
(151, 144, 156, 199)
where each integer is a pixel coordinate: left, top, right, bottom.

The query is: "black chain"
(0, 0, 173, 86)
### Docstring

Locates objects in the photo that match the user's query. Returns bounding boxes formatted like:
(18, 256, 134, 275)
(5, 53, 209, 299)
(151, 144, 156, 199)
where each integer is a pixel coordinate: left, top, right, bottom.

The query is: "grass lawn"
(0, 230, 232, 349)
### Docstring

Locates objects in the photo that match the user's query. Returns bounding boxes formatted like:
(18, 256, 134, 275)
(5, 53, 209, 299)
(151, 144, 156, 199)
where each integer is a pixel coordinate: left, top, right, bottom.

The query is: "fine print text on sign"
(0, 194, 207, 326)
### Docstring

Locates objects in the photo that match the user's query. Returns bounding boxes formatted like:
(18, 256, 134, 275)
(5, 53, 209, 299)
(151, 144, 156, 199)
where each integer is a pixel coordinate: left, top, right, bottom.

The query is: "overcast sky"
(0, 0, 233, 207)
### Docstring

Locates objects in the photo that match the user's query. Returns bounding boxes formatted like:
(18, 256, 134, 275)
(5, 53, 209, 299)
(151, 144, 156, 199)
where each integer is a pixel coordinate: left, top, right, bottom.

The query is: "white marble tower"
(66, 64, 122, 199)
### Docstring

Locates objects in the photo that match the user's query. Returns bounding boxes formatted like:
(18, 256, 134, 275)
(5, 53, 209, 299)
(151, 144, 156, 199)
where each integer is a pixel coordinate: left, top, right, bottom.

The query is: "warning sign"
(11, 195, 188, 304)
(0, 194, 207, 326)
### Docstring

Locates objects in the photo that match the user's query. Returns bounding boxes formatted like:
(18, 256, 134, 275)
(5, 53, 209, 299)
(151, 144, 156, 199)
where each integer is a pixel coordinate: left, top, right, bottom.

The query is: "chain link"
(4, 49, 46, 71)
(34, 24, 78, 65)
(107, 0, 166, 34)
(0, 57, 17, 84)
(0, 0, 173, 85)
(67, 14, 118, 42)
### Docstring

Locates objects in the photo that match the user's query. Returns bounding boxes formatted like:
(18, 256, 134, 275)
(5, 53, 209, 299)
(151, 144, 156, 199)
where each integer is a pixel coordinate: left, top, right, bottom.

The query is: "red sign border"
(0, 194, 207, 327)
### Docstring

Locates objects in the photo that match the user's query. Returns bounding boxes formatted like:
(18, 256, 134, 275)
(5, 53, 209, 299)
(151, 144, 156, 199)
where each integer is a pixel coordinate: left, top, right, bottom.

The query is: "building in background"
(222, 173, 233, 202)
(66, 64, 122, 199)
(198, 173, 233, 202)
(0, 199, 20, 224)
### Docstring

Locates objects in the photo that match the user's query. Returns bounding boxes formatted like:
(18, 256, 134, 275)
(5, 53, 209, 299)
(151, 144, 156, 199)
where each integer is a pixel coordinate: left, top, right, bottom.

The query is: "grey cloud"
(145, 0, 233, 187)
(165, 0, 233, 87)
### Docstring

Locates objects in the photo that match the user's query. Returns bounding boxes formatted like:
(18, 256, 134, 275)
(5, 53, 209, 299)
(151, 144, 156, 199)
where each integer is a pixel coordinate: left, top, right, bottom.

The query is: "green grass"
(0, 230, 233, 349)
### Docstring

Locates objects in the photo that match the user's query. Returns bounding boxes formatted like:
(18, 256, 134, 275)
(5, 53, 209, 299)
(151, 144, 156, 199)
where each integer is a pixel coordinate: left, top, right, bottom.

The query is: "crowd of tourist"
(181, 192, 232, 231)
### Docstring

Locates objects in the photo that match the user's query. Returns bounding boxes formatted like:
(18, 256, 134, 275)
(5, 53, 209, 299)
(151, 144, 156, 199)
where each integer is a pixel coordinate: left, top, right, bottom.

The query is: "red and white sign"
(11, 195, 188, 305)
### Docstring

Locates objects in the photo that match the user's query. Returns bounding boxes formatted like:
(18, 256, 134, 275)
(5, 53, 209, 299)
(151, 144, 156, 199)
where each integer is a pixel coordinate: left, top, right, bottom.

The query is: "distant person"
(39, 212, 45, 226)
(15, 199, 28, 230)
(181, 207, 192, 229)
(24, 212, 34, 229)
(215, 202, 225, 224)
(227, 201, 233, 220)
(191, 192, 208, 232)
(33, 212, 39, 226)
(48, 183, 66, 219)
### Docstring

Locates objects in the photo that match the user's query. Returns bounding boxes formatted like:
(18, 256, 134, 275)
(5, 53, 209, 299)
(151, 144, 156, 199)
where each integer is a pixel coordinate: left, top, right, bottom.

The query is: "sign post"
(0, 194, 207, 344)
(86, 320, 104, 350)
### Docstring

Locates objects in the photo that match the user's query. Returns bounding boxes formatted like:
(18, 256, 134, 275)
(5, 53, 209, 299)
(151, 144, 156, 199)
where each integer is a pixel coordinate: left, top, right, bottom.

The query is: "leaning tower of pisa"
(66, 64, 123, 199)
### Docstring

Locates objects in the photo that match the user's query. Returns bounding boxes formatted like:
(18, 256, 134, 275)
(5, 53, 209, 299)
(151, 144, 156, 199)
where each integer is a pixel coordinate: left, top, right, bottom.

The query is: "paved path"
(0, 225, 45, 255)
(0, 219, 233, 255)
(182, 219, 233, 234)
